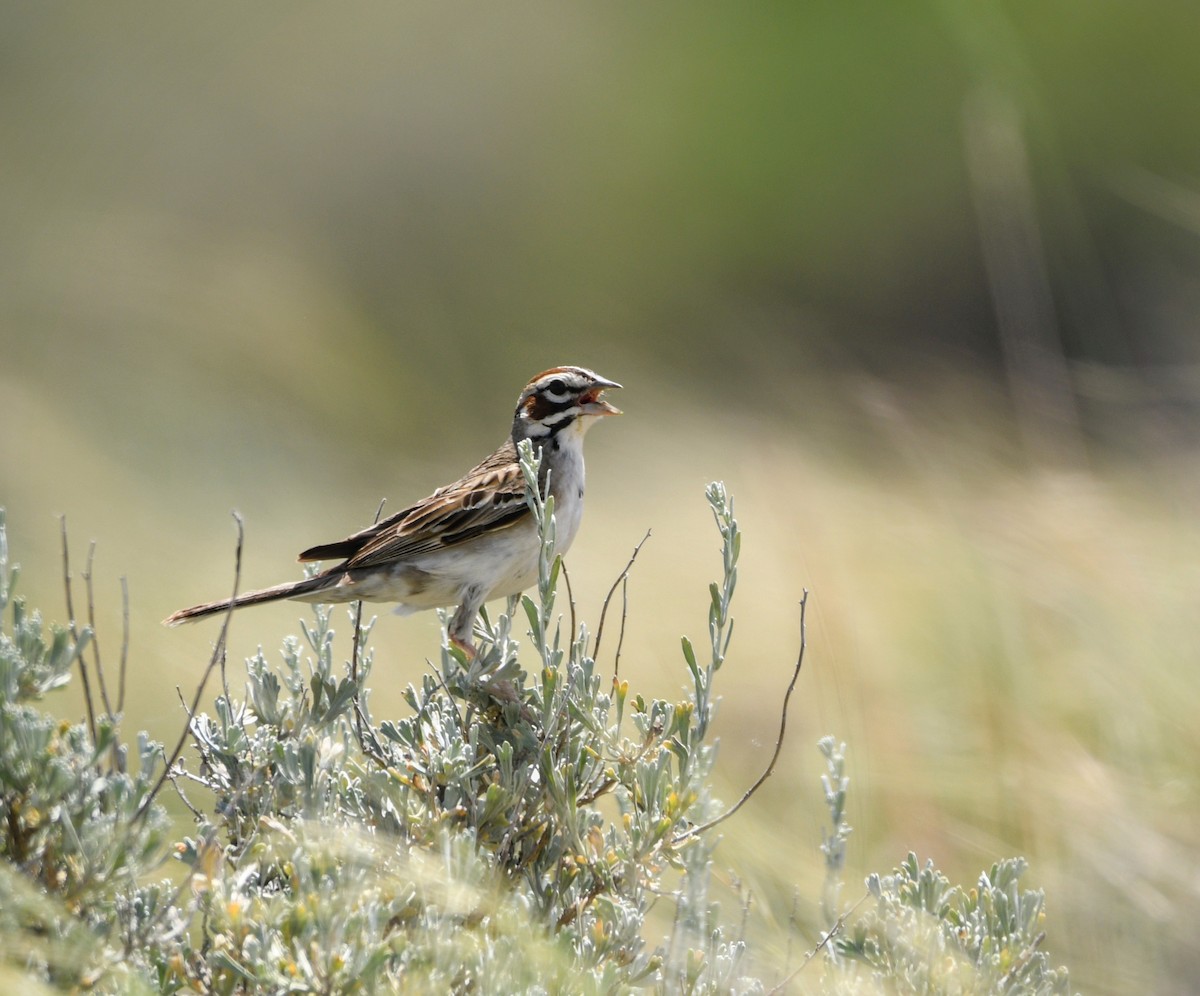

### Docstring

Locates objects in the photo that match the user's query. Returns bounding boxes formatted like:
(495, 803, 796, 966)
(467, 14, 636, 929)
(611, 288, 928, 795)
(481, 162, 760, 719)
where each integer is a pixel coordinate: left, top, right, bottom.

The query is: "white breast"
(323, 424, 594, 615)
(545, 429, 587, 554)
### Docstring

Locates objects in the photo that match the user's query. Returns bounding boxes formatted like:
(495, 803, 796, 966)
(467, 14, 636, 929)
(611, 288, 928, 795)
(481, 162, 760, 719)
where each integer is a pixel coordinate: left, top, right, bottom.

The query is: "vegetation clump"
(0, 455, 1072, 993)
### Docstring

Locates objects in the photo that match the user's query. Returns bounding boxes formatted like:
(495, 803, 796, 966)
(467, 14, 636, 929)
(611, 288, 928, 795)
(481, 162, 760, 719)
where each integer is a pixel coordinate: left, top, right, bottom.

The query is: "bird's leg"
(449, 585, 529, 715)
(448, 585, 487, 661)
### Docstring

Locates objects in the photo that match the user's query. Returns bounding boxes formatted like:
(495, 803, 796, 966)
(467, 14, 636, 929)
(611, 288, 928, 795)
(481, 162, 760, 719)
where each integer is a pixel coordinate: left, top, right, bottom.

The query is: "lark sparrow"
(165, 366, 622, 653)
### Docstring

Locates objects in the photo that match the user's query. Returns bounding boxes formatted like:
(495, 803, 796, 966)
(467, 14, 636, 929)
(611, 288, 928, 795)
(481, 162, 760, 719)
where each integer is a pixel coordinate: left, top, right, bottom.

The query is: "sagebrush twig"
(118, 576, 130, 714)
(594, 529, 650, 665)
(351, 498, 386, 765)
(136, 513, 245, 823)
(613, 575, 630, 680)
(60, 516, 98, 744)
(674, 590, 809, 843)
(560, 559, 577, 646)
(83, 541, 115, 720)
(765, 889, 868, 994)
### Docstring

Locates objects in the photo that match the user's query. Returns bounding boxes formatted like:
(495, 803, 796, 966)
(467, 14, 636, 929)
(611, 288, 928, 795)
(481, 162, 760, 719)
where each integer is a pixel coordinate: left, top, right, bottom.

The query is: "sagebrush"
(0, 457, 1072, 993)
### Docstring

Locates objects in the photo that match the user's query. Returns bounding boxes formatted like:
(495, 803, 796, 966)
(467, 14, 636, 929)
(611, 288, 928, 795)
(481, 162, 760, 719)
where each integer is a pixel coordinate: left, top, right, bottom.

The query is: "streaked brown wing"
(298, 501, 424, 563)
(302, 440, 531, 571)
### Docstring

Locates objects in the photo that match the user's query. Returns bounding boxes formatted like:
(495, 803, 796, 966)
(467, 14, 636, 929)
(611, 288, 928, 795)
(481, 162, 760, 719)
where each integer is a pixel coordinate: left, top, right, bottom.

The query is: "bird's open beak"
(582, 376, 622, 416)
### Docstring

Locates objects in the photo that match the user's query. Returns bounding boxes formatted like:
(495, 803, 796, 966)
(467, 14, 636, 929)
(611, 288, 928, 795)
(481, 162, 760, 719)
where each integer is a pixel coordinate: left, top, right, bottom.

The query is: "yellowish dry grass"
(4, 379, 1198, 992)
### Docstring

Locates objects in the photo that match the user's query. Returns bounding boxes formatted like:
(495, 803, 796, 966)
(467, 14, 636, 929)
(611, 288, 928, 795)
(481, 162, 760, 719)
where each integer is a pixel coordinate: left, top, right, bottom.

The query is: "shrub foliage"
(0, 453, 1072, 993)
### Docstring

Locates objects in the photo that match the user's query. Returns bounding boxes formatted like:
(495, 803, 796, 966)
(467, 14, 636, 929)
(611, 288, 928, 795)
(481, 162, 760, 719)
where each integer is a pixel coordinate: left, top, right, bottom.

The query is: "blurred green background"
(3, 4, 1198, 991)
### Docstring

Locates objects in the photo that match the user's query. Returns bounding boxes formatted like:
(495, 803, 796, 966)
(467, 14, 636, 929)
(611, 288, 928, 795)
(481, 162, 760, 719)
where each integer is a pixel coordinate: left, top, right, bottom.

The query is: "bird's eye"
(545, 378, 567, 396)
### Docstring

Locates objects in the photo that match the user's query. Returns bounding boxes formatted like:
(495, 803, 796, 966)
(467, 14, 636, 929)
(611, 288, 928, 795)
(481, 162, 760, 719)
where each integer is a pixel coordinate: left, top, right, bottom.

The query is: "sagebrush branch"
(674, 590, 809, 843)
(135, 513, 244, 824)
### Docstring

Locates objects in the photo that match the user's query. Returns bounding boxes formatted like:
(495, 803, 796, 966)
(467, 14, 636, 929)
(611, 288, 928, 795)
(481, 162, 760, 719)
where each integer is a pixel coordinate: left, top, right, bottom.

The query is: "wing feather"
(297, 439, 531, 570)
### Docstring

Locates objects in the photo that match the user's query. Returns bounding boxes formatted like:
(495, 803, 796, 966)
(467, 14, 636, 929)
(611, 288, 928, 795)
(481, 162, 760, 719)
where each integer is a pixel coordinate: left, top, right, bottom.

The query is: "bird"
(164, 366, 622, 655)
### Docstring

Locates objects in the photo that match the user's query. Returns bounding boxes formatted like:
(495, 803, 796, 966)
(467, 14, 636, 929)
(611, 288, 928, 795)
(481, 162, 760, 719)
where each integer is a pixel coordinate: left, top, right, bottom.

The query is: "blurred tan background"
(3, 4, 1199, 991)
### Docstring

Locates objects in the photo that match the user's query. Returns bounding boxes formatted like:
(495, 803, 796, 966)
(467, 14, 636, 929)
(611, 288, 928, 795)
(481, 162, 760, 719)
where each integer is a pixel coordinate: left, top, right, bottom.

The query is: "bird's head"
(512, 366, 622, 444)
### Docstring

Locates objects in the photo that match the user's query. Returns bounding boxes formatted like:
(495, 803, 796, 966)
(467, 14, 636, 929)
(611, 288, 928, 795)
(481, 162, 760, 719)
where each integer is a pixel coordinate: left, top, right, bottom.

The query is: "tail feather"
(164, 575, 334, 626)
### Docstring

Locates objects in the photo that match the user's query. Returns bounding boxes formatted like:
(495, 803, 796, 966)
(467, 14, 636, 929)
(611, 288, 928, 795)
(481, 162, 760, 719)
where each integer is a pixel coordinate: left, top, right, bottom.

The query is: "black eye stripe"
(524, 392, 579, 422)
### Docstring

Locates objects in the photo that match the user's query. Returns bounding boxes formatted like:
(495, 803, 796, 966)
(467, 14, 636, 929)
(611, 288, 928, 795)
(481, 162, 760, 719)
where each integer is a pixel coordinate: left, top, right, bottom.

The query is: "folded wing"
(297, 441, 530, 569)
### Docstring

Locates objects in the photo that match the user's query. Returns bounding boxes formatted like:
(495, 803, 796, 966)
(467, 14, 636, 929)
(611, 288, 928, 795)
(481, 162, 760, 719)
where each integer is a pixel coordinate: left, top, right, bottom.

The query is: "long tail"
(163, 575, 334, 626)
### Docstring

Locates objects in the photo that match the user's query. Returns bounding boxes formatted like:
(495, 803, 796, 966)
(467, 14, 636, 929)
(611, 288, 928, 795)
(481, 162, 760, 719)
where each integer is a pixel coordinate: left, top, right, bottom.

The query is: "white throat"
(541, 422, 589, 554)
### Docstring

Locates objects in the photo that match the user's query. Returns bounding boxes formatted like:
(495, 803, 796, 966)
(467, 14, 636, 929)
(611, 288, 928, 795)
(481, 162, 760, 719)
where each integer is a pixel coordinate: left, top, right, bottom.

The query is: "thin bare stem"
(1000, 931, 1046, 988)
(60, 516, 98, 744)
(351, 498, 385, 764)
(555, 877, 610, 930)
(83, 541, 115, 719)
(117, 576, 130, 714)
(168, 774, 204, 821)
(219, 632, 231, 710)
(765, 889, 868, 994)
(783, 890, 801, 980)
(351, 599, 366, 685)
(576, 776, 616, 807)
(594, 529, 650, 663)
(167, 687, 206, 820)
(613, 576, 630, 681)
(353, 699, 391, 767)
(351, 601, 367, 723)
(135, 724, 269, 952)
(675, 590, 809, 844)
(136, 513, 245, 824)
(560, 559, 577, 647)
(173, 686, 190, 724)
(538, 667, 578, 752)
